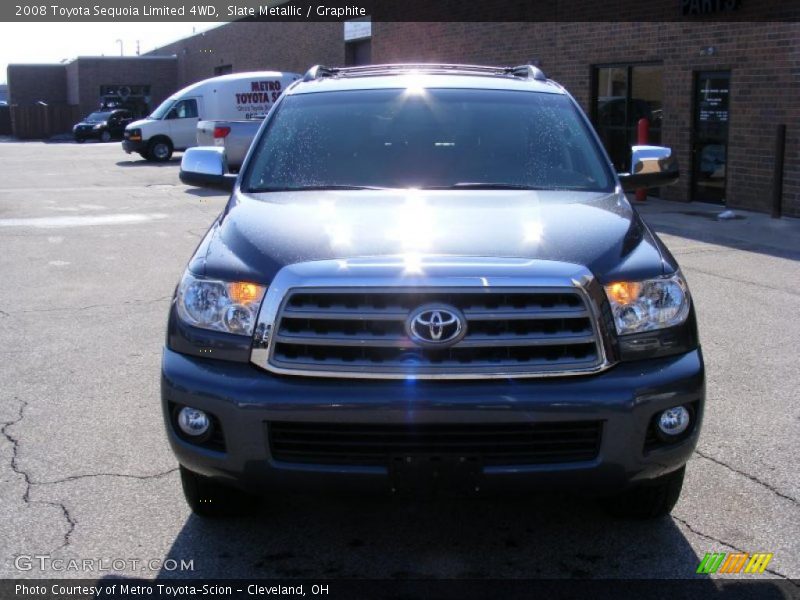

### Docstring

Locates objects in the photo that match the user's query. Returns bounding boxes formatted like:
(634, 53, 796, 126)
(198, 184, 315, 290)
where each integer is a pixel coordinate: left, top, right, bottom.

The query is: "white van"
(122, 71, 300, 162)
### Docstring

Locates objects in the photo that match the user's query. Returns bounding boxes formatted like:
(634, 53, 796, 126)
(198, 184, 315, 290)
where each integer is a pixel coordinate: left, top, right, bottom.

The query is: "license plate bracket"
(388, 455, 482, 494)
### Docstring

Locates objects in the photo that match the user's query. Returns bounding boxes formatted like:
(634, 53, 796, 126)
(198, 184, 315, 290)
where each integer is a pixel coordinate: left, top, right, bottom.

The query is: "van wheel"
(179, 465, 258, 518)
(600, 466, 685, 519)
(147, 138, 173, 162)
(100, 130, 112, 143)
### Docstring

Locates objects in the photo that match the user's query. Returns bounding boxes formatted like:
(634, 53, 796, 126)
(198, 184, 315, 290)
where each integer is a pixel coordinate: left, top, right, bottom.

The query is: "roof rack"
(301, 63, 548, 82)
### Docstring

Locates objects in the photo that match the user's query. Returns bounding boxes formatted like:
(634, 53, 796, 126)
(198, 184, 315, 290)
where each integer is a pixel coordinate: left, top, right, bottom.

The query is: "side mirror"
(179, 147, 236, 191)
(618, 145, 679, 192)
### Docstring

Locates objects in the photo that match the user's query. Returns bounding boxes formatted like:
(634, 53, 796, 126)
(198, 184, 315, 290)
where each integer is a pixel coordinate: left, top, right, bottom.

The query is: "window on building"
(592, 63, 663, 172)
(99, 84, 152, 117)
(344, 18, 372, 66)
(214, 64, 233, 76)
(345, 39, 372, 66)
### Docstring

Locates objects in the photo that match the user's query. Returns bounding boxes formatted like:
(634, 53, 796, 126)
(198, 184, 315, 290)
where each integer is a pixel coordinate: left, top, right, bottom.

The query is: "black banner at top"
(2, 0, 799, 22)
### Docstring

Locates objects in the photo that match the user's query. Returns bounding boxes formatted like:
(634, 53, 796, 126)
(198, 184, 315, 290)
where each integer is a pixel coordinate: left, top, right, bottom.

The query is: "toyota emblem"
(406, 304, 467, 347)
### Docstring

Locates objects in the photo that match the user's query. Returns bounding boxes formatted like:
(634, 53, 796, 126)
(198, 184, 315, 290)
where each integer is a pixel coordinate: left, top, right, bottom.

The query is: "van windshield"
(243, 88, 614, 193)
(149, 99, 175, 120)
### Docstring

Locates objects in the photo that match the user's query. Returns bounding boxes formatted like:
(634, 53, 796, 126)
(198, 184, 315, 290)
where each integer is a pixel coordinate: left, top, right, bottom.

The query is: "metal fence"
(0, 106, 11, 136)
(9, 104, 79, 139)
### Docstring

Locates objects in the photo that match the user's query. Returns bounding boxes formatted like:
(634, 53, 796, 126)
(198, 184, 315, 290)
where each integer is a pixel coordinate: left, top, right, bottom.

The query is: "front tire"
(179, 466, 258, 518)
(147, 138, 173, 162)
(600, 466, 685, 519)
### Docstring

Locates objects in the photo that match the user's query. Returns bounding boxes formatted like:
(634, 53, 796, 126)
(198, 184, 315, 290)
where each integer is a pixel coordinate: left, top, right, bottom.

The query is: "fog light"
(658, 406, 690, 437)
(177, 407, 210, 437)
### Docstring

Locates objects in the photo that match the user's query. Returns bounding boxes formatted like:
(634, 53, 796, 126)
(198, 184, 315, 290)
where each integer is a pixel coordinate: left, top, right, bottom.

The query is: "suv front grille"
(268, 420, 603, 466)
(266, 288, 603, 378)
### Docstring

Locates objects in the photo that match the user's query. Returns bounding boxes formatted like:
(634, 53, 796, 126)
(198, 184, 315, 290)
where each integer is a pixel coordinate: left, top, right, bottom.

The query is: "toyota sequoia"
(167, 64, 704, 518)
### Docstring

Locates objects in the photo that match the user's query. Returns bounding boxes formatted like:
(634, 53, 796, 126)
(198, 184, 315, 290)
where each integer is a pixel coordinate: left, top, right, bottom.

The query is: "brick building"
(371, 22, 798, 217)
(5, 19, 798, 216)
(146, 22, 346, 88)
(6, 22, 345, 121)
(7, 64, 68, 106)
(63, 56, 178, 118)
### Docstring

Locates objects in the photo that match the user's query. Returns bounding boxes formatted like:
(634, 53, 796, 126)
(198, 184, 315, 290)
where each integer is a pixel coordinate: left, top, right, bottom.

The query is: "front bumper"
(74, 129, 100, 141)
(161, 346, 705, 495)
(122, 138, 145, 154)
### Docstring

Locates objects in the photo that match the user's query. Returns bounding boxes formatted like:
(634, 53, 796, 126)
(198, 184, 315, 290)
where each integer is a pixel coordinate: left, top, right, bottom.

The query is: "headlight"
(604, 273, 690, 335)
(176, 272, 266, 336)
(93, 122, 106, 130)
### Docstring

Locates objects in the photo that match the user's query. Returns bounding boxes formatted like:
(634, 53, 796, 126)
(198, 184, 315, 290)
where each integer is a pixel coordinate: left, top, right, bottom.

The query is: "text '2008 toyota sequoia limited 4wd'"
(167, 64, 704, 518)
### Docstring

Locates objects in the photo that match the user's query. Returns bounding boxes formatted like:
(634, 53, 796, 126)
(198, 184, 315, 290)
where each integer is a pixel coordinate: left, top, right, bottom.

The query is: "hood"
(193, 189, 670, 284)
(126, 118, 155, 130)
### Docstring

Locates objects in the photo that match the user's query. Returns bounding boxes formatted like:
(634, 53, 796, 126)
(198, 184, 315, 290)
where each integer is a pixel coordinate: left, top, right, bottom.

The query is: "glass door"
(692, 71, 730, 204)
(593, 64, 663, 172)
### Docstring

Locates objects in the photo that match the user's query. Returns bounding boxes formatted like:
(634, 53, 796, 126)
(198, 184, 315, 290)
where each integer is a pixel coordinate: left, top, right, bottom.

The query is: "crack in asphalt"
(673, 516, 797, 584)
(8, 295, 172, 315)
(1, 402, 796, 575)
(2, 398, 180, 555)
(694, 450, 798, 505)
(1, 399, 76, 551)
(35, 468, 179, 486)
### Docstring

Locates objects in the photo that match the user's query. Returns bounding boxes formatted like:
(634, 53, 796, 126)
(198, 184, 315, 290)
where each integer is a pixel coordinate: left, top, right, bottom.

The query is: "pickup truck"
(169, 64, 704, 519)
(196, 119, 261, 172)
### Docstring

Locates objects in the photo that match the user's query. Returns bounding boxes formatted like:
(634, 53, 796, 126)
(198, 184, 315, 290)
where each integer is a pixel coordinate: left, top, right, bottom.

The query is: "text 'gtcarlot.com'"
(14, 554, 194, 572)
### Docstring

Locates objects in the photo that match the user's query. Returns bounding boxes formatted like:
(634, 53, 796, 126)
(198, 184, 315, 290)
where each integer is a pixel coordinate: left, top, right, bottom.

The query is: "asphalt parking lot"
(0, 141, 798, 585)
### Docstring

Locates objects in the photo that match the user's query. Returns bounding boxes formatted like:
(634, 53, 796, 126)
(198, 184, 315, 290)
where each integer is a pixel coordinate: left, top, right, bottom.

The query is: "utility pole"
(116, 39, 123, 56)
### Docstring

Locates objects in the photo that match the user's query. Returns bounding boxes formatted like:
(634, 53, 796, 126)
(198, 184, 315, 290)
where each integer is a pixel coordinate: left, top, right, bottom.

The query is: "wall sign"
(682, 0, 741, 16)
(697, 78, 729, 122)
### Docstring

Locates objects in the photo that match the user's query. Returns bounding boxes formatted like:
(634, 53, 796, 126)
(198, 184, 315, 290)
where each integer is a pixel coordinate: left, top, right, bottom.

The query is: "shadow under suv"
(166, 64, 704, 518)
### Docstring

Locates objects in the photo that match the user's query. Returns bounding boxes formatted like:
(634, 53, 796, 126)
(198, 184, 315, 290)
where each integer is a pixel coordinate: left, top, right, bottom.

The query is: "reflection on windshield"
(244, 88, 614, 193)
(86, 112, 112, 122)
(149, 99, 174, 120)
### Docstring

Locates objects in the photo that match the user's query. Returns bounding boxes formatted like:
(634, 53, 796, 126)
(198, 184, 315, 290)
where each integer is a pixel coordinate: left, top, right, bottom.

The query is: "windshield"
(243, 88, 614, 193)
(85, 111, 113, 122)
(149, 98, 175, 120)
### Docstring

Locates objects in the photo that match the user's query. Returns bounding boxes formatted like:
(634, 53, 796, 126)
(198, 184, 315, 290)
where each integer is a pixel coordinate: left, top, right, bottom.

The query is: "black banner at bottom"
(2, 579, 798, 600)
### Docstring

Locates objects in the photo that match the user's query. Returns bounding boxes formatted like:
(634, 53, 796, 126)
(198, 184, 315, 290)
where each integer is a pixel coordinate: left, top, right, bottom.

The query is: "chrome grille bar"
(249, 258, 613, 379)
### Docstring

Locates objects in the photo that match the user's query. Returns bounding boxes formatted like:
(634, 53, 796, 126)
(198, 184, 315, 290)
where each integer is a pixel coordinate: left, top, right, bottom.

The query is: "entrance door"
(593, 64, 663, 172)
(692, 71, 730, 203)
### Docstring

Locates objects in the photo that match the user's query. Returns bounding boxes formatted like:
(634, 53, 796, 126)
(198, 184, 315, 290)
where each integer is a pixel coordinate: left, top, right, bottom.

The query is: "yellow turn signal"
(605, 281, 642, 305)
(228, 282, 262, 305)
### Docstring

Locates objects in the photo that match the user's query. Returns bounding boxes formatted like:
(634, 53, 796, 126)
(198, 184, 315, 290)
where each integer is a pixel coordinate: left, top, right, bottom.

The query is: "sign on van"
(235, 80, 283, 119)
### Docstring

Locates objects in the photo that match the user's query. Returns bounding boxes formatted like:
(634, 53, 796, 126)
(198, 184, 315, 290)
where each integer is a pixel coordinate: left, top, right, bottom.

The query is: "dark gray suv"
(168, 64, 704, 518)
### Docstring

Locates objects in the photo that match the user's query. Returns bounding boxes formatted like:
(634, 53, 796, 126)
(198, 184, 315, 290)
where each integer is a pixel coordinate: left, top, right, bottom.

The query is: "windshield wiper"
(247, 184, 389, 193)
(437, 182, 548, 190)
